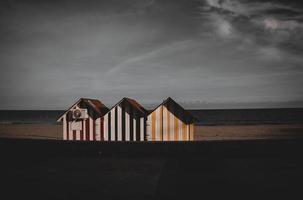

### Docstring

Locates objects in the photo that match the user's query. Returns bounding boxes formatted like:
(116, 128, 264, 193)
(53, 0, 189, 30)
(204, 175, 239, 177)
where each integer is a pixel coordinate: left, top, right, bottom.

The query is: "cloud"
(0, 0, 303, 109)
(263, 18, 279, 30)
(262, 18, 303, 31)
(203, 0, 303, 38)
(209, 14, 235, 38)
(105, 40, 193, 76)
(257, 46, 283, 61)
(205, 0, 247, 15)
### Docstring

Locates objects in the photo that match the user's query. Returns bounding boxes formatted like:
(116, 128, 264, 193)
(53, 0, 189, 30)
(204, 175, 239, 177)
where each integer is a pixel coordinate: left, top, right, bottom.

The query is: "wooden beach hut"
(147, 97, 194, 141)
(102, 97, 148, 141)
(57, 98, 109, 141)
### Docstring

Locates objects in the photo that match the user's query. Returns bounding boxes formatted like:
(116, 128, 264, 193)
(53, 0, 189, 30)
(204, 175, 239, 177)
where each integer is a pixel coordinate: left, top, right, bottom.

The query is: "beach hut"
(102, 97, 148, 141)
(147, 97, 194, 141)
(57, 98, 109, 141)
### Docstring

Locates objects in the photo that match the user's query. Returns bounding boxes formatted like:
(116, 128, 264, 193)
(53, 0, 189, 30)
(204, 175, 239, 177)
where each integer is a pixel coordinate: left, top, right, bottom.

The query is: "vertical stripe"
(170, 113, 174, 141)
(146, 115, 151, 141)
(101, 118, 104, 141)
(117, 106, 122, 141)
(160, 106, 163, 141)
(133, 118, 136, 141)
(151, 111, 156, 141)
(114, 107, 118, 141)
(75, 123, 80, 140)
(98, 118, 101, 141)
(155, 108, 160, 141)
(188, 123, 191, 141)
(63, 116, 67, 140)
(83, 118, 86, 141)
(89, 118, 93, 141)
(129, 107, 133, 141)
(80, 129, 83, 141)
(80, 121, 84, 141)
(190, 123, 194, 141)
(144, 116, 147, 141)
(73, 130, 76, 141)
(104, 115, 108, 141)
(108, 112, 111, 141)
(70, 129, 73, 140)
(66, 120, 69, 140)
(178, 120, 182, 141)
(100, 118, 103, 141)
(122, 106, 125, 141)
(93, 119, 96, 141)
(125, 112, 130, 141)
(140, 117, 144, 141)
(174, 115, 179, 141)
(86, 119, 89, 141)
(182, 123, 187, 141)
(136, 117, 140, 141)
(69, 125, 72, 140)
(68, 122, 72, 140)
(187, 125, 190, 141)
(167, 108, 170, 141)
(111, 109, 115, 141)
(95, 118, 100, 141)
(163, 107, 167, 141)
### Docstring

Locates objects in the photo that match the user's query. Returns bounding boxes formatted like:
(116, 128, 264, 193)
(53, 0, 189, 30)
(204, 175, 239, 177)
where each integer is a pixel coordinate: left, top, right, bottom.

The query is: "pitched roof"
(125, 98, 147, 114)
(80, 98, 109, 116)
(105, 97, 147, 116)
(57, 98, 109, 121)
(150, 97, 194, 124)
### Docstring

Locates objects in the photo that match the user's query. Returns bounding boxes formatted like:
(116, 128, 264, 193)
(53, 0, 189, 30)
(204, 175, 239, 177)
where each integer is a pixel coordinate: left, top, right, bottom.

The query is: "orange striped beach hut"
(147, 97, 194, 141)
(57, 98, 109, 141)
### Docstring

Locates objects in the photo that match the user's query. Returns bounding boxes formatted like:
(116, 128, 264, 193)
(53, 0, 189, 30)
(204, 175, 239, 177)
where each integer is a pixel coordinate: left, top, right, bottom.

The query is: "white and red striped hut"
(102, 97, 148, 141)
(146, 97, 194, 141)
(57, 98, 109, 141)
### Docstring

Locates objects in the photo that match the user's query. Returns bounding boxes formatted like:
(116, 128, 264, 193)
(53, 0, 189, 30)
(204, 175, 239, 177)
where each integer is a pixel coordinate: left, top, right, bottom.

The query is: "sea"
(0, 108, 303, 125)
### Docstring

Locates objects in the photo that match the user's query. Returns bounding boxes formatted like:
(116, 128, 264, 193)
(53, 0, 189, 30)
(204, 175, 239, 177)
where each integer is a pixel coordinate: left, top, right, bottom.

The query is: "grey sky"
(0, 0, 303, 109)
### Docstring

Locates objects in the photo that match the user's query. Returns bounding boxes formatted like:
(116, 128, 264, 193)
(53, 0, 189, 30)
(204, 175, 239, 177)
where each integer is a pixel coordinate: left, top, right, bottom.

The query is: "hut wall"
(103, 104, 146, 141)
(147, 105, 194, 141)
(62, 105, 103, 141)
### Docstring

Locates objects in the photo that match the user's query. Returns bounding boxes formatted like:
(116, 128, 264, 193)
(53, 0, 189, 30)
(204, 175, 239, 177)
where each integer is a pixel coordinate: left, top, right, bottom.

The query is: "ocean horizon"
(1, 108, 303, 126)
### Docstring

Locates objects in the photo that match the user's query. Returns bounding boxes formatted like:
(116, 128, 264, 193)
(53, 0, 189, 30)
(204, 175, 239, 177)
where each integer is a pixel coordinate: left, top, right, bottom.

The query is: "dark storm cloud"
(0, 0, 302, 109)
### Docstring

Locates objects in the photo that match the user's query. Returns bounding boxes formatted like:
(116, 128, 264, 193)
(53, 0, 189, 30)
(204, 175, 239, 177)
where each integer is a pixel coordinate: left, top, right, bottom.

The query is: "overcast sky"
(0, 0, 303, 109)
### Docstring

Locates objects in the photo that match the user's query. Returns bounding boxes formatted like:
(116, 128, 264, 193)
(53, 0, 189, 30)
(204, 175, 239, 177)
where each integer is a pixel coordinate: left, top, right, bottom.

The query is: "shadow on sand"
(0, 138, 303, 199)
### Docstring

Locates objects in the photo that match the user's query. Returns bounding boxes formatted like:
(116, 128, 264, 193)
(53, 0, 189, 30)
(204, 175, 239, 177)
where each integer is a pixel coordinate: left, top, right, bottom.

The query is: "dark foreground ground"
(1, 139, 303, 200)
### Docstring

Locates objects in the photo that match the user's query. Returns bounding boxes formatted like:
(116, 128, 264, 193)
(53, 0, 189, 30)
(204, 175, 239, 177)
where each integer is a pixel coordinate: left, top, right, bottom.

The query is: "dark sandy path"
(0, 139, 303, 199)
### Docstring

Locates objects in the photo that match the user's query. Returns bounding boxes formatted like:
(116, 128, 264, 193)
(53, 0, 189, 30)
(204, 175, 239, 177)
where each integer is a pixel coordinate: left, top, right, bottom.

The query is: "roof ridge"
(148, 97, 194, 123)
(149, 97, 171, 113)
(57, 98, 108, 121)
(103, 97, 147, 116)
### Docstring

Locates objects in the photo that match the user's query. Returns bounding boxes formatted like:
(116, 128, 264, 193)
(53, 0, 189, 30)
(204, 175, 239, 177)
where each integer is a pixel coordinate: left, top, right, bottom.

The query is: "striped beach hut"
(102, 98, 147, 141)
(57, 98, 109, 141)
(147, 97, 194, 141)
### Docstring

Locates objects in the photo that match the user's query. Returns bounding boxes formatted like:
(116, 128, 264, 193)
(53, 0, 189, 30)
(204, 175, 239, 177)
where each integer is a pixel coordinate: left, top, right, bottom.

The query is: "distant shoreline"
(1, 108, 303, 125)
(1, 123, 302, 141)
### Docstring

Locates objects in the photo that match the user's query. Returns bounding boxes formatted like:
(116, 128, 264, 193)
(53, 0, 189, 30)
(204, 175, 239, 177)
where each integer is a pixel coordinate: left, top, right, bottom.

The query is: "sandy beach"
(0, 124, 61, 140)
(0, 123, 302, 140)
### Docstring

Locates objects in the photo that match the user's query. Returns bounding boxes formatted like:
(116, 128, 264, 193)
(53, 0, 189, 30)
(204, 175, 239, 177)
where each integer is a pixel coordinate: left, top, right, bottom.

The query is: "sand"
(195, 124, 303, 140)
(0, 124, 61, 140)
(0, 123, 303, 140)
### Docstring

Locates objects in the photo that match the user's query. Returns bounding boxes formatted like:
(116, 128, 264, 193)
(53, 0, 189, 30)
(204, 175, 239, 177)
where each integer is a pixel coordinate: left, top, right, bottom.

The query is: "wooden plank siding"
(146, 98, 195, 141)
(59, 99, 109, 141)
(102, 104, 146, 141)
(59, 97, 193, 142)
